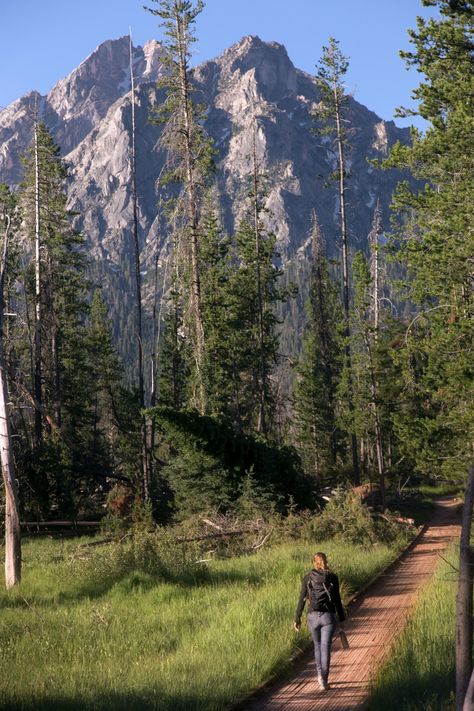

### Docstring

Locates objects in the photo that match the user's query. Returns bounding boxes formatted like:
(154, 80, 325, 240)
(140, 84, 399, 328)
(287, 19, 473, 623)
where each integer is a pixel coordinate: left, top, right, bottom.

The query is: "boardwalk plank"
(243, 498, 460, 711)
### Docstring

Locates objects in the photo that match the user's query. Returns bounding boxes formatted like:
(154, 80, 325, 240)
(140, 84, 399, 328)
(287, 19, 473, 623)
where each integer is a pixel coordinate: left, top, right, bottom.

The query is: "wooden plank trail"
(243, 497, 460, 711)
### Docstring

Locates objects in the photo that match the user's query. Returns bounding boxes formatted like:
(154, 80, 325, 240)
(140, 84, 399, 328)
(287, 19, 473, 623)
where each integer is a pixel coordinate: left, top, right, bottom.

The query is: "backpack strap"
(322, 580, 333, 605)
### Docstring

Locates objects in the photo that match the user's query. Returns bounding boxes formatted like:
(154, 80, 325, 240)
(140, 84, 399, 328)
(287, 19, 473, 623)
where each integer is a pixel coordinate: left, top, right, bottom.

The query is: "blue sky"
(1, 0, 435, 129)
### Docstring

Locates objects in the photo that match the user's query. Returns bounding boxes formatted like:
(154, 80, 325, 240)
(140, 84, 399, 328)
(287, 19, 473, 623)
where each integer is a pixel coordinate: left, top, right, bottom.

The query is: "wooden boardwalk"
(243, 497, 460, 711)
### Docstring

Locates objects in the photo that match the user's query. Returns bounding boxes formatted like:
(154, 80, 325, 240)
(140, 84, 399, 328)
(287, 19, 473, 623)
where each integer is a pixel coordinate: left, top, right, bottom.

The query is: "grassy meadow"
(367, 544, 459, 711)
(0, 533, 406, 711)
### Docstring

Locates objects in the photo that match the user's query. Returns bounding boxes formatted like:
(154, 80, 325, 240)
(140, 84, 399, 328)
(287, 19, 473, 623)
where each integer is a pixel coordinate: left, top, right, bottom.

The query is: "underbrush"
(367, 545, 458, 711)
(0, 498, 415, 711)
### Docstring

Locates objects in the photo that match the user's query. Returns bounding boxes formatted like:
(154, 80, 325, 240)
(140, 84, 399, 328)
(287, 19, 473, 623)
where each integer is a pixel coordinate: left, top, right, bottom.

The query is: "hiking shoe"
(317, 673, 326, 691)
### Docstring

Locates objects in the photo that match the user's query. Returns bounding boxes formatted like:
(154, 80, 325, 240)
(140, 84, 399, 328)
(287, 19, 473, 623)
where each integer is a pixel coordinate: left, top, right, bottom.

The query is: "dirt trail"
(242, 497, 460, 711)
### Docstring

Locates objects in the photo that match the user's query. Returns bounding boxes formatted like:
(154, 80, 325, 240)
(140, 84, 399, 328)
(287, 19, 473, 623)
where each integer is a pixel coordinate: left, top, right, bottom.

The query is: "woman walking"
(294, 552, 346, 691)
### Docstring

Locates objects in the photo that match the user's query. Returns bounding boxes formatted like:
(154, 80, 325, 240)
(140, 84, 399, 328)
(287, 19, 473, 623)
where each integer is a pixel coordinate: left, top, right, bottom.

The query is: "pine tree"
(146, 0, 214, 414)
(293, 212, 343, 481)
(86, 291, 148, 495)
(313, 37, 360, 484)
(127, 31, 151, 501)
(16, 122, 106, 516)
(349, 247, 387, 505)
(227, 118, 291, 437)
(198, 201, 235, 419)
(230, 215, 286, 437)
(384, 4, 474, 705)
(157, 279, 189, 411)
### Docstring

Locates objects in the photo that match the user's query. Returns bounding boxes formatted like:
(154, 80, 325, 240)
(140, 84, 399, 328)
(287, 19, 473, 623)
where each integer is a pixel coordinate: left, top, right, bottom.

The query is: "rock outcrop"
(0, 35, 411, 372)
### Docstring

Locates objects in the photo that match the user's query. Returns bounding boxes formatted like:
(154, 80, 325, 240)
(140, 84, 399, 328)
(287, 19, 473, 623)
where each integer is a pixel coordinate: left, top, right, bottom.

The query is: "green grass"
(367, 545, 459, 711)
(418, 482, 463, 499)
(0, 535, 406, 711)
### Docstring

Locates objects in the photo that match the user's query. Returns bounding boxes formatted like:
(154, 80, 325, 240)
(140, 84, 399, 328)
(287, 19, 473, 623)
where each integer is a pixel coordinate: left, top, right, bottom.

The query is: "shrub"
(308, 489, 412, 546)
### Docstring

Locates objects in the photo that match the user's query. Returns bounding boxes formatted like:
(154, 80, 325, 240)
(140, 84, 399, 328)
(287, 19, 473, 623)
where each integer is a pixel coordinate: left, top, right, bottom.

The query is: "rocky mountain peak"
(140, 39, 166, 80)
(0, 36, 413, 370)
(0, 37, 166, 185)
(219, 35, 297, 101)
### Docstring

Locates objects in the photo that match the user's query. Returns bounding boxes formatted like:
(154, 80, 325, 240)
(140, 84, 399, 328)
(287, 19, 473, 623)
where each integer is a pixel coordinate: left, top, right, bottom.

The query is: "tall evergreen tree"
(313, 37, 360, 484)
(19, 122, 88, 434)
(229, 215, 287, 437)
(349, 247, 387, 505)
(87, 291, 147, 494)
(385, 3, 474, 705)
(293, 213, 343, 481)
(157, 278, 189, 411)
(127, 31, 151, 501)
(16, 123, 110, 516)
(199, 201, 235, 419)
(146, 0, 214, 414)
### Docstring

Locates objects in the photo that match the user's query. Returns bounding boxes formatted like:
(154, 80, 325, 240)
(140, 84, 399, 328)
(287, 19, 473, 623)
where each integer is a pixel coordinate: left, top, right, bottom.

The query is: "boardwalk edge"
(225, 521, 431, 711)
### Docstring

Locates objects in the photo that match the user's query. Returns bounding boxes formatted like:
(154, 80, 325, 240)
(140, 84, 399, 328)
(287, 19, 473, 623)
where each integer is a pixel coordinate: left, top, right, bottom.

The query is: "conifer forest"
(0, 1, 473, 710)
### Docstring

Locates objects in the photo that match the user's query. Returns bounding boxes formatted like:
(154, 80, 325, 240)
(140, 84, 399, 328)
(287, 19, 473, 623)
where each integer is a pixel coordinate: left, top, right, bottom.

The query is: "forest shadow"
(0, 688, 229, 711)
(0, 564, 267, 609)
(366, 666, 455, 710)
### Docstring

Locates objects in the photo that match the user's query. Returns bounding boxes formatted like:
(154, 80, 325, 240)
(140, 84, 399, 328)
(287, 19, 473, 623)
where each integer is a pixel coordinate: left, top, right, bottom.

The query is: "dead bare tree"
(368, 201, 386, 507)
(457, 463, 474, 710)
(33, 118, 42, 445)
(0, 205, 21, 588)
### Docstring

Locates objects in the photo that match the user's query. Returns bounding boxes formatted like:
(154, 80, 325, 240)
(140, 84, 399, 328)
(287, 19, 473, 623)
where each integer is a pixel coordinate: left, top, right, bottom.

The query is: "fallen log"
(373, 512, 415, 526)
(176, 525, 263, 543)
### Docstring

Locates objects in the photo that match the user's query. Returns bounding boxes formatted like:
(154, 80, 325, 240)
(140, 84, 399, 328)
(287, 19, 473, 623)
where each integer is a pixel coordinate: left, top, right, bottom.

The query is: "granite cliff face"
(0, 35, 410, 371)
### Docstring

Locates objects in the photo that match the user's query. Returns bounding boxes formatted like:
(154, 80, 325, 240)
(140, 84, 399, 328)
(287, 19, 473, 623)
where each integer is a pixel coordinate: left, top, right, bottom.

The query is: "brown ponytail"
(313, 552, 329, 571)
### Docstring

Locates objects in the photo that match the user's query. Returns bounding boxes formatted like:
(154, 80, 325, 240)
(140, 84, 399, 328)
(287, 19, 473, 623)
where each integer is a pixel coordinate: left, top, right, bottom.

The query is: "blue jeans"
(307, 611, 337, 680)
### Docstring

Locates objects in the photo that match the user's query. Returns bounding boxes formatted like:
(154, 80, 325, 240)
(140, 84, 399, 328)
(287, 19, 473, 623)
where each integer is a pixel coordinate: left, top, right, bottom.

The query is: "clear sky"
(0, 0, 435, 129)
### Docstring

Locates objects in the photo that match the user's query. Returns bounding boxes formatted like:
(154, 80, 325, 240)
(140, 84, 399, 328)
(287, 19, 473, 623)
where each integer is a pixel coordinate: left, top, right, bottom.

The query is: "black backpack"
(306, 570, 333, 612)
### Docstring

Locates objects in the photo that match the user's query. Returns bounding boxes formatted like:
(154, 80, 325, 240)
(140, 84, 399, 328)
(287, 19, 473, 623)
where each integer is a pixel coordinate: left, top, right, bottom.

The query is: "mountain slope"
(0, 35, 411, 379)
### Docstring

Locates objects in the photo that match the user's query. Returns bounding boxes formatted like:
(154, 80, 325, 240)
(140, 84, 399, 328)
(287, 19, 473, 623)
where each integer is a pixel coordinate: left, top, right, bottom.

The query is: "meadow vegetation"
(0, 498, 414, 711)
(367, 545, 458, 711)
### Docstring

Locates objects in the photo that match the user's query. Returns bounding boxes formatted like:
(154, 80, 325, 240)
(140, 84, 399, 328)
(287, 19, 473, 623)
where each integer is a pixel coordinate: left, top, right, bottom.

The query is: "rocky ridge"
(0, 35, 411, 373)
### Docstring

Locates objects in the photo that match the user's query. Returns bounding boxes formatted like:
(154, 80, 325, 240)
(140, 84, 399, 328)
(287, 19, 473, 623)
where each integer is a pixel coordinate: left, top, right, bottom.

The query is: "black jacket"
(295, 569, 346, 624)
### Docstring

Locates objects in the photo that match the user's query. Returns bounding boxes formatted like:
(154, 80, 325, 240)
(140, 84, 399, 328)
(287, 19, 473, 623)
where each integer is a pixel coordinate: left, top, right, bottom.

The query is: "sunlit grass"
(0, 535, 406, 710)
(367, 545, 458, 711)
(418, 482, 463, 499)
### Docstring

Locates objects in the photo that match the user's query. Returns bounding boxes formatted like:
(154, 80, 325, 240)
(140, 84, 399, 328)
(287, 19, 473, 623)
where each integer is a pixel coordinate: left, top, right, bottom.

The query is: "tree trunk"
(0, 213, 21, 588)
(457, 463, 474, 711)
(463, 665, 474, 711)
(1, 336, 21, 588)
(33, 120, 42, 445)
(368, 204, 385, 507)
(333, 87, 359, 485)
(129, 33, 150, 501)
(367, 343, 385, 508)
(175, 14, 206, 414)
(149, 247, 161, 464)
(252, 119, 266, 435)
(311, 212, 336, 465)
(51, 326, 61, 429)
